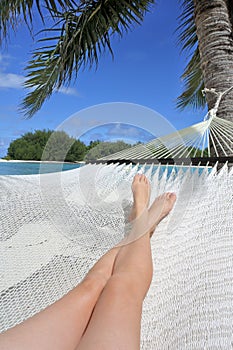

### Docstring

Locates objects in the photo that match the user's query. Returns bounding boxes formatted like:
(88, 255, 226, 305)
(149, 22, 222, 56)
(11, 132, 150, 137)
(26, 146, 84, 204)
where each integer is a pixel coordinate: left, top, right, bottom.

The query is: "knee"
(81, 272, 107, 296)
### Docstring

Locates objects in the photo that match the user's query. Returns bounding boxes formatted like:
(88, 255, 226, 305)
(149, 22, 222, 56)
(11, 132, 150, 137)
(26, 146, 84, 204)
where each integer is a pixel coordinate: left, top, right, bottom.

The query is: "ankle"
(133, 205, 148, 219)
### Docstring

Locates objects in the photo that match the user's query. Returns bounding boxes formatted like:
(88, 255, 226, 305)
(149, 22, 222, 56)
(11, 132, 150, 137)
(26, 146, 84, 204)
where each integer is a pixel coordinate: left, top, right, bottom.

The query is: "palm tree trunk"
(193, 0, 233, 156)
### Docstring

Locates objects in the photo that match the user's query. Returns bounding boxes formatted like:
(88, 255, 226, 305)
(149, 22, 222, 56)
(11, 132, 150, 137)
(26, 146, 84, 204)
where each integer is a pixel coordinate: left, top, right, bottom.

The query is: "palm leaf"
(177, 47, 205, 110)
(0, 0, 76, 43)
(20, 0, 154, 118)
(176, 0, 206, 110)
(230, 1, 233, 27)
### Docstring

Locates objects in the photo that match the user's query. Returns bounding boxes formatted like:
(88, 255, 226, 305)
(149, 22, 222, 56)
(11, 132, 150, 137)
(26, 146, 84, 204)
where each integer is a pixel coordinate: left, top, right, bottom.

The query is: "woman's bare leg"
(0, 174, 176, 350)
(77, 175, 176, 350)
(0, 246, 120, 350)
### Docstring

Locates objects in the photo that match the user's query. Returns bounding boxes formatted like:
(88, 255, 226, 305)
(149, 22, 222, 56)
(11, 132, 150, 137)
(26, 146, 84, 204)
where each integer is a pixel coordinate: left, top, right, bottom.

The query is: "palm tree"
(1, 1, 233, 156)
(178, 0, 233, 115)
(178, 0, 233, 156)
(0, 0, 154, 118)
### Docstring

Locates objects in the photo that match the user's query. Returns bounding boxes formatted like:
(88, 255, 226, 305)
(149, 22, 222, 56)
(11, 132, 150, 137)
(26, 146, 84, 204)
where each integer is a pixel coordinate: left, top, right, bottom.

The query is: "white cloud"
(0, 53, 13, 69)
(0, 72, 79, 96)
(105, 123, 154, 143)
(0, 72, 25, 89)
(0, 52, 79, 94)
(58, 86, 79, 96)
(108, 123, 142, 137)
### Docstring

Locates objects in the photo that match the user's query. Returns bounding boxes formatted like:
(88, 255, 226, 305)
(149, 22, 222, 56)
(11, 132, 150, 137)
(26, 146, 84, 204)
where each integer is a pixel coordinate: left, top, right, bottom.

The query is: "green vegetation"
(145, 143, 209, 158)
(41, 131, 86, 162)
(4, 130, 210, 161)
(7, 130, 86, 162)
(187, 147, 209, 157)
(5, 130, 132, 162)
(85, 141, 132, 161)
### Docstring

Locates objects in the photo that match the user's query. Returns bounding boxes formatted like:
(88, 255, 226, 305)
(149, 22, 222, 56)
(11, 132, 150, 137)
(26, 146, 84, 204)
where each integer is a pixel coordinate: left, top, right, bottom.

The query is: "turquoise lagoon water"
(0, 161, 212, 176)
(138, 163, 212, 177)
(0, 162, 84, 175)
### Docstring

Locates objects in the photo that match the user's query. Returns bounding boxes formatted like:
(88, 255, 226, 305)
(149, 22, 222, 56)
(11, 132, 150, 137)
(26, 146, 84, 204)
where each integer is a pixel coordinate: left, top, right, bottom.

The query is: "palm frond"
(177, 47, 205, 110)
(176, 0, 206, 110)
(229, 0, 233, 28)
(0, 0, 76, 43)
(21, 47, 61, 117)
(20, 0, 154, 118)
(176, 0, 196, 53)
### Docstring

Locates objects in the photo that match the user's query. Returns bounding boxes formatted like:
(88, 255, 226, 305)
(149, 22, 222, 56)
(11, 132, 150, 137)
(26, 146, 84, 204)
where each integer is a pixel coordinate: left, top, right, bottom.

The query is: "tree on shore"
(85, 140, 132, 161)
(7, 130, 86, 161)
(6, 130, 133, 161)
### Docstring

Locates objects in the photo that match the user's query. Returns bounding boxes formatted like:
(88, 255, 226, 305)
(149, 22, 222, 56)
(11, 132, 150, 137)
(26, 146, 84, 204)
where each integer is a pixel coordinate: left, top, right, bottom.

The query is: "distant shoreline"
(0, 159, 213, 168)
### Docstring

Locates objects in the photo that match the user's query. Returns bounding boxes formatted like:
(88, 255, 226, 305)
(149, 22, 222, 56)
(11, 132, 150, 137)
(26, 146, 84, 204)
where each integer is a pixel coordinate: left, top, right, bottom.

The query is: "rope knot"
(202, 85, 233, 121)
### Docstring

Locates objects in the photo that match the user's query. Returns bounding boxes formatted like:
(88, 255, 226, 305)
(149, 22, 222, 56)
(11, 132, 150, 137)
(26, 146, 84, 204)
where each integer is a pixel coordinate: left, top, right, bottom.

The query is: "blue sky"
(0, 0, 206, 157)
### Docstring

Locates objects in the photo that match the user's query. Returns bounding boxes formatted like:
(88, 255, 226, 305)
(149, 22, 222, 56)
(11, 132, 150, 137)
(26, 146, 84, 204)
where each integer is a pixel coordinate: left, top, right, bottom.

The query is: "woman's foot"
(128, 174, 151, 221)
(148, 192, 177, 237)
(123, 175, 176, 244)
(129, 175, 176, 236)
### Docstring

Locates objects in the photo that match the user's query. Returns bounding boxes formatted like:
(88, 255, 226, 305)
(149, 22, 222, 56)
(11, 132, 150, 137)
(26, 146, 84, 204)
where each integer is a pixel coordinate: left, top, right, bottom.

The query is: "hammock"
(1, 162, 233, 349)
(99, 115, 233, 161)
(100, 88, 233, 161)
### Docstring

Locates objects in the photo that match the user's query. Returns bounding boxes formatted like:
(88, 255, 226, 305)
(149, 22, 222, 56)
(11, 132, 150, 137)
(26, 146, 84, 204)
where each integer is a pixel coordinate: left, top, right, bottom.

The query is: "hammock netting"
(1, 162, 233, 349)
(99, 88, 233, 161)
(100, 115, 233, 161)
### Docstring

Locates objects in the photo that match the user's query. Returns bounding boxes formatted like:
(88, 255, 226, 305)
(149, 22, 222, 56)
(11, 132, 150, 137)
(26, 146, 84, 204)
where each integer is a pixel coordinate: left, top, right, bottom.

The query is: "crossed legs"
(0, 174, 176, 350)
(0, 246, 120, 350)
(76, 174, 176, 350)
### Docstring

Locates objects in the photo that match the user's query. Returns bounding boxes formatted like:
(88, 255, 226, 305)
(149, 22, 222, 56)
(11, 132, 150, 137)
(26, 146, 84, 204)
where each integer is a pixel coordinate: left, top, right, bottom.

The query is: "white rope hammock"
(1, 163, 233, 349)
(1, 87, 233, 348)
(100, 87, 233, 161)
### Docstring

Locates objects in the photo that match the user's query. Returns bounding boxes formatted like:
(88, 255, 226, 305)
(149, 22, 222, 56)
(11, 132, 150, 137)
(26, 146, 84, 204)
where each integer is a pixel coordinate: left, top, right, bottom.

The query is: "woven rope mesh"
(100, 115, 233, 160)
(1, 163, 233, 349)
